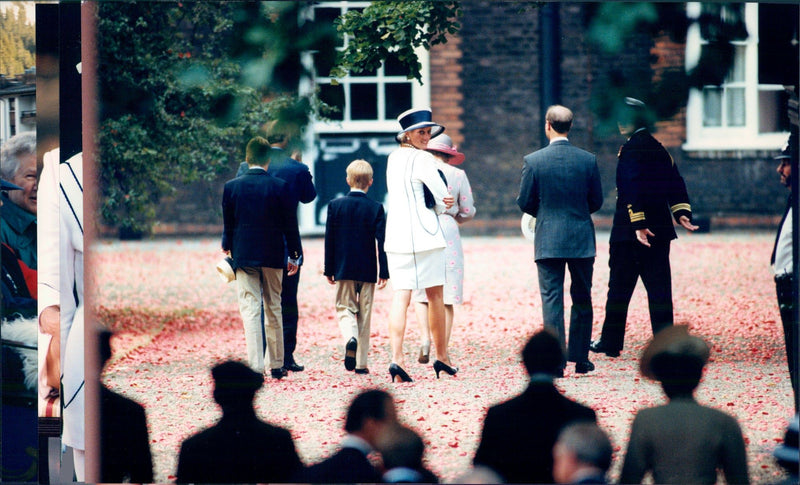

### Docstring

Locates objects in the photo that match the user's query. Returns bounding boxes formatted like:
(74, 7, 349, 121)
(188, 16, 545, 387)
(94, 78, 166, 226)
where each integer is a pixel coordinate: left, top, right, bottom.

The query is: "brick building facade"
(156, 2, 795, 236)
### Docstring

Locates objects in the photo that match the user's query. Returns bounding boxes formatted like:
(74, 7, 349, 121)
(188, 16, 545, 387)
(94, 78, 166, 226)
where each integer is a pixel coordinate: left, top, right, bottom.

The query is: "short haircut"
(211, 360, 263, 407)
(522, 329, 564, 376)
(377, 424, 425, 470)
(344, 389, 392, 433)
(245, 136, 271, 165)
(556, 422, 613, 472)
(650, 352, 705, 398)
(1, 131, 36, 180)
(546, 105, 573, 134)
(346, 159, 373, 189)
(263, 119, 288, 144)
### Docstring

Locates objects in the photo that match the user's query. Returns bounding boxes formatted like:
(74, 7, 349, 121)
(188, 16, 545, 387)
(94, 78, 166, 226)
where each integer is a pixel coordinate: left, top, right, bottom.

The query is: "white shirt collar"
(340, 434, 372, 455)
(549, 136, 569, 144)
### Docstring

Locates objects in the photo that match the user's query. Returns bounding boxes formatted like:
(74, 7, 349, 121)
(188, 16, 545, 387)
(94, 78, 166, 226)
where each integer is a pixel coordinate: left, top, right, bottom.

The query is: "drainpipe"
(539, 2, 561, 145)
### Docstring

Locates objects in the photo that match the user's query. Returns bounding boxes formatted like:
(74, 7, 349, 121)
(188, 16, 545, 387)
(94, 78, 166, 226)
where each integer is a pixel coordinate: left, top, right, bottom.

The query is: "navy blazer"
(296, 446, 381, 483)
(517, 140, 603, 260)
(176, 414, 302, 483)
(324, 191, 389, 283)
(222, 168, 301, 269)
(473, 382, 597, 484)
(610, 129, 692, 244)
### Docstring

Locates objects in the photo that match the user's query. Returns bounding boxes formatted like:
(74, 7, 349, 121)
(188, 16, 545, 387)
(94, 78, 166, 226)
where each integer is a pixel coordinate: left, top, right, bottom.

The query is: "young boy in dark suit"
(324, 160, 389, 373)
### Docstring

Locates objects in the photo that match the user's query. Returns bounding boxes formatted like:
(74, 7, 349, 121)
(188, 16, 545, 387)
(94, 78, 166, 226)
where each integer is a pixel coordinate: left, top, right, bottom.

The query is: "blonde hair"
(346, 159, 373, 189)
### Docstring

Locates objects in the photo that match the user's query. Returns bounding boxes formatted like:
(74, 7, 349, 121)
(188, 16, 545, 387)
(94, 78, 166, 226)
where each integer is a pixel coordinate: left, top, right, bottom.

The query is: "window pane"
(726, 87, 745, 126)
(350, 83, 377, 120)
(758, 89, 789, 134)
(320, 83, 344, 121)
(352, 66, 377, 77)
(703, 87, 722, 127)
(385, 83, 412, 120)
(728, 45, 746, 83)
(700, 3, 747, 41)
(315, 8, 343, 48)
(385, 54, 410, 77)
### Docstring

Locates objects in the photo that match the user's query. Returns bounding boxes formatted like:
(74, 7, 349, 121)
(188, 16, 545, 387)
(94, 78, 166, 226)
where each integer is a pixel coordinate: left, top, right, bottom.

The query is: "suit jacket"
(324, 191, 389, 283)
(473, 381, 597, 483)
(384, 147, 449, 254)
(176, 413, 302, 483)
(297, 446, 381, 483)
(221, 168, 301, 269)
(100, 386, 153, 483)
(517, 140, 603, 261)
(610, 129, 692, 244)
(37, 150, 85, 448)
(619, 397, 749, 485)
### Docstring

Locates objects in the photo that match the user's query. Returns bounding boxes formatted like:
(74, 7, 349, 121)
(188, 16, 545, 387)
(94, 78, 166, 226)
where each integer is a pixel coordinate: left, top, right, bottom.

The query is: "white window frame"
(309, 1, 431, 135)
(684, 2, 789, 151)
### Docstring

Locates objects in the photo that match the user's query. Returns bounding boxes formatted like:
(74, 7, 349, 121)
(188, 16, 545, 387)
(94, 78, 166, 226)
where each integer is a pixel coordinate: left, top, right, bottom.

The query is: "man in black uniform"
(772, 137, 797, 411)
(591, 98, 698, 358)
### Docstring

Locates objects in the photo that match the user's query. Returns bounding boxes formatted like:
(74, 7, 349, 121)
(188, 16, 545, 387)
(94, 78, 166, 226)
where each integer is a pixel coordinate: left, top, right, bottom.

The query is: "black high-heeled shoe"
(433, 360, 458, 378)
(389, 363, 413, 383)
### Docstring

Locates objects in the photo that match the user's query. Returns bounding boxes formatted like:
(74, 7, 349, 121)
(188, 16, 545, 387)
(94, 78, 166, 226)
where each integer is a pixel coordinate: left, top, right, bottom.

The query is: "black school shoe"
(270, 367, 288, 379)
(344, 337, 358, 371)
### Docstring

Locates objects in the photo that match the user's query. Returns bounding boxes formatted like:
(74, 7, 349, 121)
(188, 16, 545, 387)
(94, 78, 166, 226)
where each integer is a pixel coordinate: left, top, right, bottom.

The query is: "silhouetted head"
(211, 360, 263, 409)
(553, 422, 613, 483)
(640, 326, 710, 398)
(99, 329, 113, 367)
(344, 389, 396, 446)
(522, 329, 564, 377)
(376, 424, 425, 472)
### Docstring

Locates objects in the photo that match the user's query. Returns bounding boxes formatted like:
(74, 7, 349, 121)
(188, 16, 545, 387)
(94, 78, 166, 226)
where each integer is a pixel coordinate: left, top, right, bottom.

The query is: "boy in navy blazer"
(222, 137, 301, 379)
(324, 160, 389, 373)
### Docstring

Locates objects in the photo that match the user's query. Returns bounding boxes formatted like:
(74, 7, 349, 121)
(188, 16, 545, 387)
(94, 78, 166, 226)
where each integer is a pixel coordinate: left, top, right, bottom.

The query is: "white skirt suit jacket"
(385, 146, 449, 288)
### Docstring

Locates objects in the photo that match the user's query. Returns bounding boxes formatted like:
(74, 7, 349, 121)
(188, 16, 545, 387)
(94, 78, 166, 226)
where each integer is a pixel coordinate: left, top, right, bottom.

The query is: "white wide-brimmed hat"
(216, 257, 236, 284)
(426, 134, 465, 165)
(396, 108, 445, 142)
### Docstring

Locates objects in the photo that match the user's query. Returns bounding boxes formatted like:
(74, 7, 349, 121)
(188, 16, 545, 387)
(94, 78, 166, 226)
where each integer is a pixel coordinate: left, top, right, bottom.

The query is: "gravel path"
(93, 233, 796, 483)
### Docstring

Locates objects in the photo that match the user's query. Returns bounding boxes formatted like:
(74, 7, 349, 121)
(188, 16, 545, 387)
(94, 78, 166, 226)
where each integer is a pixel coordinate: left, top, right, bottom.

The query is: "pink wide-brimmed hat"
(426, 133, 465, 165)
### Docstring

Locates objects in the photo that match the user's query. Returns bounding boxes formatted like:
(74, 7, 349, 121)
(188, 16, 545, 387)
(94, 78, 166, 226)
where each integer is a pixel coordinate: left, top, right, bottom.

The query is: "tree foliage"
(331, 1, 462, 84)
(0, 2, 35, 77)
(97, 1, 335, 235)
(585, 2, 745, 135)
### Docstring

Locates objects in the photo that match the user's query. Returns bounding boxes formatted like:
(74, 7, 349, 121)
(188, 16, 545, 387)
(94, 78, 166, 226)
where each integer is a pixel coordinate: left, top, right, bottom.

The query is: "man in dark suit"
(239, 125, 317, 372)
(473, 329, 597, 483)
(223, 136, 301, 379)
(324, 160, 389, 373)
(591, 98, 697, 359)
(176, 360, 303, 483)
(296, 389, 396, 483)
(517, 105, 603, 374)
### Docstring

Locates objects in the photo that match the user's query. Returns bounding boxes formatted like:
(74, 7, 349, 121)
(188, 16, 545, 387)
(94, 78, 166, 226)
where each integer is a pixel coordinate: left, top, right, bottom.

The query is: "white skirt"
(387, 249, 446, 290)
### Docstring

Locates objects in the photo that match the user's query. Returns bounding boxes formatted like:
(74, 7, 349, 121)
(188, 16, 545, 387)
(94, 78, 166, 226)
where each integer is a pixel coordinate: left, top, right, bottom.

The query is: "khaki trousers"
(335, 280, 375, 369)
(235, 266, 284, 372)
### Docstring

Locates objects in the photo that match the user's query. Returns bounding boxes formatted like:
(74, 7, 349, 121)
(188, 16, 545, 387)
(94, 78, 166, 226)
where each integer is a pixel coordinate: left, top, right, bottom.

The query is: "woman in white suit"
(385, 108, 456, 382)
(38, 149, 85, 479)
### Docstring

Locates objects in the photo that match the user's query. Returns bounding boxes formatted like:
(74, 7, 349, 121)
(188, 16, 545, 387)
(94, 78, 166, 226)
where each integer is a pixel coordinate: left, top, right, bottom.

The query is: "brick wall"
(430, 36, 464, 147)
(147, 3, 788, 237)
